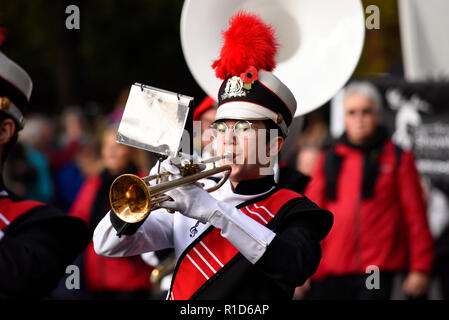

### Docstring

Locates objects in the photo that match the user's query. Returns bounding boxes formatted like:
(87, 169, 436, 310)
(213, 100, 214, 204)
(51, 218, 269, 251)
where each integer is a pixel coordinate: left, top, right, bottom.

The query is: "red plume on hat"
(212, 11, 279, 80)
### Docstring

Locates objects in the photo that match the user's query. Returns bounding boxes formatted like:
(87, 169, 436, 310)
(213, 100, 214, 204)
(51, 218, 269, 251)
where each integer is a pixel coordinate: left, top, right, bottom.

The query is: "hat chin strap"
(0, 97, 24, 125)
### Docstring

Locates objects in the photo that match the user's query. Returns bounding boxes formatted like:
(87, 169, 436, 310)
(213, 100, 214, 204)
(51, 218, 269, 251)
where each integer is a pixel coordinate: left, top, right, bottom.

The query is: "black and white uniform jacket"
(0, 178, 89, 299)
(93, 175, 333, 300)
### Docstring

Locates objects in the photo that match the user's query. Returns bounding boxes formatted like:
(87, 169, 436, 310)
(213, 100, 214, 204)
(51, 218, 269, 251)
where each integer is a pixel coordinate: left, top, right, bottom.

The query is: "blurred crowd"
(5, 104, 155, 213)
(3, 82, 449, 301)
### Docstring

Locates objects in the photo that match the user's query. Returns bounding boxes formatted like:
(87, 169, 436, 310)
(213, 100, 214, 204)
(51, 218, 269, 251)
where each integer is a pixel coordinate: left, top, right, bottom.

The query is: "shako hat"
(0, 30, 33, 128)
(211, 11, 296, 136)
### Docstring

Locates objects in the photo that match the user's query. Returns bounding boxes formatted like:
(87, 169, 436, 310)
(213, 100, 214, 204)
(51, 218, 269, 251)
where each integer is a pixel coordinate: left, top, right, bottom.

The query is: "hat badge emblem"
(1, 97, 11, 111)
(221, 76, 247, 100)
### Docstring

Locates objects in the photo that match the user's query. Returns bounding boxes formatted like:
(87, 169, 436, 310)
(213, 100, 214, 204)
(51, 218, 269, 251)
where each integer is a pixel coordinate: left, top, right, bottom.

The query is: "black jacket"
(0, 178, 89, 299)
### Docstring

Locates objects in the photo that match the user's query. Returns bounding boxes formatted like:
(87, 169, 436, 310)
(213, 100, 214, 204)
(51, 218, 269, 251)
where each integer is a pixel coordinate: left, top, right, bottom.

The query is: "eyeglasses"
(345, 108, 375, 116)
(210, 120, 254, 137)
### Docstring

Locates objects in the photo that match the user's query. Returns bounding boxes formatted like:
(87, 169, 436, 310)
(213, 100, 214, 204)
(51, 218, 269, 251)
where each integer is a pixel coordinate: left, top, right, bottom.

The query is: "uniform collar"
(234, 175, 275, 195)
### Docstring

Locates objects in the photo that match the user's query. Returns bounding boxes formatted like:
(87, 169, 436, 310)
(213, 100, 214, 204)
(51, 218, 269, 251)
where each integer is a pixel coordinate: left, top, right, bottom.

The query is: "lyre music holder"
(116, 83, 194, 157)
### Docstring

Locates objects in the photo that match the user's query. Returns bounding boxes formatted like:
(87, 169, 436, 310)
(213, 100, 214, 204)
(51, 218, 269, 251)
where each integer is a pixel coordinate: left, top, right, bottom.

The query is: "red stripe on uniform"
(170, 189, 301, 300)
(0, 198, 43, 231)
(201, 229, 239, 264)
(170, 255, 204, 299)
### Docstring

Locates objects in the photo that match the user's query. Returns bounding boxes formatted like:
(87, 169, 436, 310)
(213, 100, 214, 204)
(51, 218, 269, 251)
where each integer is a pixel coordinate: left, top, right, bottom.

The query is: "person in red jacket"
(304, 81, 434, 300)
(69, 123, 154, 299)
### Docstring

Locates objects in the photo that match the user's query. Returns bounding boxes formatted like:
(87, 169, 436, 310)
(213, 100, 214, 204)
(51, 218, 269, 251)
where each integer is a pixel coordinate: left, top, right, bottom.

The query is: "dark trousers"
(435, 257, 449, 300)
(435, 226, 449, 300)
(305, 273, 394, 300)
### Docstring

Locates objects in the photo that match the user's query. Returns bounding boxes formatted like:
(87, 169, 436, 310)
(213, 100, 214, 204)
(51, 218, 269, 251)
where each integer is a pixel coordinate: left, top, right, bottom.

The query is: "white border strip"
(254, 203, 274, 218)
(186, 253, 209, 280)
(199, 241, 224, 267)
(193, 247, 216, 273)
(245, 206, 268, 224)
(0, 213, 10, 226)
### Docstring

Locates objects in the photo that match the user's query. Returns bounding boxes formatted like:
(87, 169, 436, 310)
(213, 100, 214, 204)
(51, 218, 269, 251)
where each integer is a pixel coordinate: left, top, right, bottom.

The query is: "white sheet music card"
(116, 83, 193, 157)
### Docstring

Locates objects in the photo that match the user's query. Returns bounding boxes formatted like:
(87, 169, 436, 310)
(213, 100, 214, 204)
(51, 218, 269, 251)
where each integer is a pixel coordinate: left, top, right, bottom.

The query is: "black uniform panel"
(0, 204, 89, 299)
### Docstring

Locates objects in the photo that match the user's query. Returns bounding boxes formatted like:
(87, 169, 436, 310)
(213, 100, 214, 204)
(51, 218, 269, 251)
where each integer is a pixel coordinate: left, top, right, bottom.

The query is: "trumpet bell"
(109, 174, 152, 223)
(109, 162, 232, 226)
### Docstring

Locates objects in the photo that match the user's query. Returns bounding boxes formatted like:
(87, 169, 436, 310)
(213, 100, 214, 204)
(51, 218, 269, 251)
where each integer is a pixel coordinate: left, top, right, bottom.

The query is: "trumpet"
(109, 153, 232, 227)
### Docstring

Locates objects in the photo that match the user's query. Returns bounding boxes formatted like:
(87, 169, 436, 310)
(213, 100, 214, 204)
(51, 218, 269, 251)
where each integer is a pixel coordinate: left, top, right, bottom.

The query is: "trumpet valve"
(179, 161, 200, 176)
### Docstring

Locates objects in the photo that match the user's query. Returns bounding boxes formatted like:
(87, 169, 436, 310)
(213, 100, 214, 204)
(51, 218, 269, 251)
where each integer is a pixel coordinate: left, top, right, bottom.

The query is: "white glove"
(159, 157, 181, 180)
(159, 182, 218, 223)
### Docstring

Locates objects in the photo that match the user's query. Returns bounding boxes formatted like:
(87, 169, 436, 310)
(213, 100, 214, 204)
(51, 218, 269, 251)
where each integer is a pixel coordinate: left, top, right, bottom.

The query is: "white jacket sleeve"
(93, 208, 174, 258)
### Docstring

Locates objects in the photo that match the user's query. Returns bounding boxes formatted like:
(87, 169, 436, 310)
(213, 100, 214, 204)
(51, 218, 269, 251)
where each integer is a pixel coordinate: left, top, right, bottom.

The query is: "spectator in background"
(17, 115, 54, 203)
(278, 119, 329, 195)
(193, 96, 218, 159)
(11, 108, 85, 211)
(295, 119, 329, 178)
(53, 106, 89, 211)
(68, 112, 154, 299)
(40, 108, 82, 174)
(304, 81, 434, 300)
(292, 123, 328, 299)
(296, 145, 321, 178)
(75, 139, 101, 179)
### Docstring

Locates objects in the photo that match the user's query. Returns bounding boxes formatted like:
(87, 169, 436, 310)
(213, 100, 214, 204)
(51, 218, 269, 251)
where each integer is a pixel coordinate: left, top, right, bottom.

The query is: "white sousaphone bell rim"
(180, 0, 366, 117)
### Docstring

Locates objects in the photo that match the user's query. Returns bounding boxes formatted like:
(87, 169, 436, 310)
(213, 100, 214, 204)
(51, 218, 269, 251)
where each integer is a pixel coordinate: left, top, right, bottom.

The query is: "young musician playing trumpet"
(93, 11, 333, 300)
